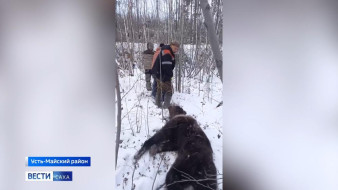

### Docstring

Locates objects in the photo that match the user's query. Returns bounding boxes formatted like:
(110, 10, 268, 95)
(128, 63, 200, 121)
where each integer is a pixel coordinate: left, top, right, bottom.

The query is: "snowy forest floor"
(115, 67, 223, 190)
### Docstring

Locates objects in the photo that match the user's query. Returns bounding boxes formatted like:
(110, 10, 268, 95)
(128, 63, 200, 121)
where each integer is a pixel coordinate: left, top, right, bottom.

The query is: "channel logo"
(53, 171, 72, 181)
(25, 171, 72, 181)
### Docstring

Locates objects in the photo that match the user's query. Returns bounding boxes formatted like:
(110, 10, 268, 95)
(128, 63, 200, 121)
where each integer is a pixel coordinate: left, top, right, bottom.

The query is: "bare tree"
(199, 0, 223, 82)
(115, 67, 122, 167)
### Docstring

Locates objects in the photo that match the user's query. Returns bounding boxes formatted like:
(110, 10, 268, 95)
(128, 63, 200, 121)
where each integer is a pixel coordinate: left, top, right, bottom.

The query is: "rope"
(159, 49, 164, 119)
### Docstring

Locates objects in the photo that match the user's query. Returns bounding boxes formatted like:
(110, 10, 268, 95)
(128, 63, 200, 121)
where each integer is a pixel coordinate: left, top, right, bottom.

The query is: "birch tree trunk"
(115, 67, 122, 167)
(113, 1, 121, 167)
(199, 0, 223, 82)
(178, 0, 184, 92)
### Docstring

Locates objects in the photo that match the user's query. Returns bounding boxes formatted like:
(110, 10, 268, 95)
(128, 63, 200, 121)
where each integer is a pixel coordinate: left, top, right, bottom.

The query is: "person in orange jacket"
(151, 41, 180, 108)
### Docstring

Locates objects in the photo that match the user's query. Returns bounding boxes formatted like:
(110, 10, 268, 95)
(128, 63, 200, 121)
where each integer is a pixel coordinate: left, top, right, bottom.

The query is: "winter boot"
(162, 93, 172, 109)
(161, 109, 170, 121)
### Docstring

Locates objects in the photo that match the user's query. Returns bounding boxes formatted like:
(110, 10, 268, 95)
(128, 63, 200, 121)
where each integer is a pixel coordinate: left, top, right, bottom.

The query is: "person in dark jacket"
(151, 43, 164, 98)
(152, 41, 180, 108)
(142, 42, 154, 91)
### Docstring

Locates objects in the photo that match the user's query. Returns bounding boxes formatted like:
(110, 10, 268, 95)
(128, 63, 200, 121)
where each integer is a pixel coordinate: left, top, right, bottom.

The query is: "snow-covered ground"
(115, 67, 223, 190)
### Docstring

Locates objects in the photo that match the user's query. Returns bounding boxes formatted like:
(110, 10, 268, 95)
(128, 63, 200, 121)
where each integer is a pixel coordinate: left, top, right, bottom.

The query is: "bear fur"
(134, 105, 217, 190)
